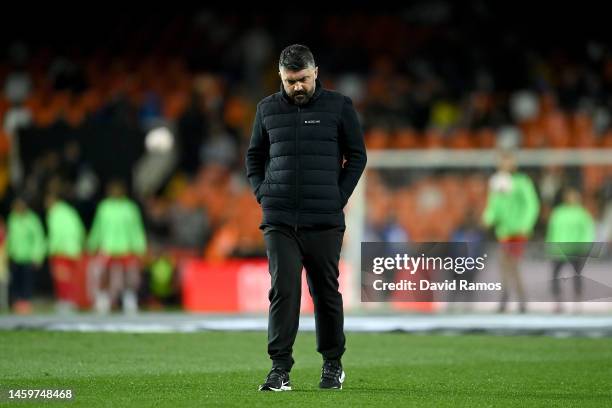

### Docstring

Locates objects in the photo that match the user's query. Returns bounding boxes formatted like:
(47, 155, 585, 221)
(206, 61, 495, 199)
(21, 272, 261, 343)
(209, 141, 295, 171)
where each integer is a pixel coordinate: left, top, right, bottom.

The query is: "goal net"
(344, 148, 612, 313)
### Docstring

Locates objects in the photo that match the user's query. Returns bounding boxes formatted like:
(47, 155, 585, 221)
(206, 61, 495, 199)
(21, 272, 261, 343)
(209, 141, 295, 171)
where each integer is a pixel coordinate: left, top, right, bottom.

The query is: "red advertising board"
(181, 259, 355, 313)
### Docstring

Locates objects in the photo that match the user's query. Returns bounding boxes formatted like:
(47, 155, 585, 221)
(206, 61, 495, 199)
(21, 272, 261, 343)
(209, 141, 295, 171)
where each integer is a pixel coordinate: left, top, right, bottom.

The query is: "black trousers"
(551, 259, 584, 300)
(263, 224, 346, 372)
(9, 261, 35, 302)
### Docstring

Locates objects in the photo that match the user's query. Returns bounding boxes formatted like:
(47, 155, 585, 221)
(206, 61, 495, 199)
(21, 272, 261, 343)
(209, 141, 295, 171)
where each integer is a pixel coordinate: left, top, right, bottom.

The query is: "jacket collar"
(280, 78, 324, 106)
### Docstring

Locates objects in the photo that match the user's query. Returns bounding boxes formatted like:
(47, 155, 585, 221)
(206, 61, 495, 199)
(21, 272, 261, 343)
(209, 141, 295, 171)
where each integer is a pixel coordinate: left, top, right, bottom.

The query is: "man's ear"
(314, 67, 318, 79)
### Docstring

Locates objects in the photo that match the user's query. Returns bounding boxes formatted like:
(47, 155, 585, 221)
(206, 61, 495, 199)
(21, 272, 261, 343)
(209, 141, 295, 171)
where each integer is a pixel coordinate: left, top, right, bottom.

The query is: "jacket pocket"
(255, 182, 264, 203)
(256, 160, 271, 204)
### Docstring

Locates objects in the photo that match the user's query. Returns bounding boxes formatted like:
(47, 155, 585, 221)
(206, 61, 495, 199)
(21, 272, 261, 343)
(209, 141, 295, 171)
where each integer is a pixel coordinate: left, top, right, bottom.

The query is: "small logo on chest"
(304, 119, 320, 124)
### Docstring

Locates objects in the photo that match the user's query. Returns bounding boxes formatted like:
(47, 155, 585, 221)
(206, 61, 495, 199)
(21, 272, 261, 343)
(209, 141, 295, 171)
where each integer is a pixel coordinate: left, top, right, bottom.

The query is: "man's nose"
(294, 83, 303, 92)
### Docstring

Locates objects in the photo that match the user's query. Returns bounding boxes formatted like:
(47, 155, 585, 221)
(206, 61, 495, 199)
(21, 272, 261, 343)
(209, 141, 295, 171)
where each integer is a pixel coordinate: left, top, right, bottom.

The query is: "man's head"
(12, 196, 28, 213)
(498, 150, 516, 172)
(107, 179, 126, 198)
(44, 191, 58, 210)
(278, 44, 318, 106)
(563, 186, 581, 205)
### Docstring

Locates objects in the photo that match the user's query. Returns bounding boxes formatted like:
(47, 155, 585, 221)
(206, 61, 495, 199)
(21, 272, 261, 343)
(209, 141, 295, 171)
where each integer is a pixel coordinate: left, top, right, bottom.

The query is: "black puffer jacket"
(246, 79, 367, 229)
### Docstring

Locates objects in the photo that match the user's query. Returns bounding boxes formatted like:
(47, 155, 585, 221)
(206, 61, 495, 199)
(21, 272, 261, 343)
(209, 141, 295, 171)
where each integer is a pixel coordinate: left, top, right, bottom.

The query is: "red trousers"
(50, 256, 81, 303)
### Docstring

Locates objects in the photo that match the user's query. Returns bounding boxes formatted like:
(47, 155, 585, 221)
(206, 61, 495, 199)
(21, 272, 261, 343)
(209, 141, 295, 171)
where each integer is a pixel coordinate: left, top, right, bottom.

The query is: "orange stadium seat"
(392, 128, 421, 149)
(539, 93, 557, 116)
(476, 128, 496, 148)
(438, 177, 466, 225)
(0, 129, 10, 155)
(394, 188, 416, 230)
(447, 129, 475, 149)
(203, 189, 264, 260)
(24, 92, 43, 115)
(582, 166, 606, 194)
(80, 89, 104, 113)
(0, 97, 8, 122)
(366, 76, 390, 103)
(423, 129, 444, 148)
(224, 96, 250, 130)
(163, 91, 189, 120)
(63, 94, 88, 127)
(574, 129, 596, 148)
(195, 165, 233, 228)
(464, 175, 488, 212)
(427, 208, 455, 241)
(365, 128, 390, 150)
(521, 120, 547, 148)
(572, 112, 593, 133)
(571, 113, 596, 147)
(33, 106, 58, 127)
(203, 222, 240, 261)
(582, 195, 599, 220)
(541, 111, 571, 148)
(600, 130, 612, 147)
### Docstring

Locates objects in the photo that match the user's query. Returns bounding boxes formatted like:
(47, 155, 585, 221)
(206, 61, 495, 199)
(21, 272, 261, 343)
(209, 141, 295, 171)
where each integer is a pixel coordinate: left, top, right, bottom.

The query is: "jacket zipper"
(295, 106, 301, 231)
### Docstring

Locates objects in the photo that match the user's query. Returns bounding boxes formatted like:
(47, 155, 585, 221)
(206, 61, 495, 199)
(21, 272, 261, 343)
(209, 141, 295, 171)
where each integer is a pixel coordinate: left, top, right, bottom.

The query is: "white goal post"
(343, 148, 612, 309)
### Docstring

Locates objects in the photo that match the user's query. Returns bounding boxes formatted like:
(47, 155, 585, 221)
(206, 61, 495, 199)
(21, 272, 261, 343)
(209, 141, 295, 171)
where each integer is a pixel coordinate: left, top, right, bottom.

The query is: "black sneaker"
(258, 367, 291, 391)
(319, 360, 345, 389)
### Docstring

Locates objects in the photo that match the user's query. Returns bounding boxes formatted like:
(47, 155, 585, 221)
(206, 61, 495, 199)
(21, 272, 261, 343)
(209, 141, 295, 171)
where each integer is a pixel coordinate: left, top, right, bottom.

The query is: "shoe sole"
(258, 384, 292, 392)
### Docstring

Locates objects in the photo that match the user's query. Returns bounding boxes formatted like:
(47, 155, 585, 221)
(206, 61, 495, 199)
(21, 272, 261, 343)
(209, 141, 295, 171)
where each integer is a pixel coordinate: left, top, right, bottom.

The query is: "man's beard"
(291, 89, 314, 105)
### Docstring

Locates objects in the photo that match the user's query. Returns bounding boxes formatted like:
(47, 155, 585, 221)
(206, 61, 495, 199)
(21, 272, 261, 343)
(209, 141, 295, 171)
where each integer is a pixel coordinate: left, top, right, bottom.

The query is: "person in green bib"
(88, 180, 147, 314)
(545, 187, 595, 312)
(7, 196, 46, 314)
(482, 151, 540, 313)
(45, 192, 86, 312)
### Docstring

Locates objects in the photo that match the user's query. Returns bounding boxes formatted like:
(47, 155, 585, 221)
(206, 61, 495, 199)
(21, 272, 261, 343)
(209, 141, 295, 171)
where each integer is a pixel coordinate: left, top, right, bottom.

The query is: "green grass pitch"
(1, 331, 611, 407)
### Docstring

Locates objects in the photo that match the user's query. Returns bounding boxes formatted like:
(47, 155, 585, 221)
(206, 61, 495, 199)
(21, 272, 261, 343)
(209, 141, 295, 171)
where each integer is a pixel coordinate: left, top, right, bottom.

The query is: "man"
(0, 216, 8, 312)
(88, 180, 147, 314)
(482, 151, 540, 313)
(7, 196, 46, 314)
(45, 192, 86, 312)
(246, 44, 366, 391)
(545, 187, 595, 313)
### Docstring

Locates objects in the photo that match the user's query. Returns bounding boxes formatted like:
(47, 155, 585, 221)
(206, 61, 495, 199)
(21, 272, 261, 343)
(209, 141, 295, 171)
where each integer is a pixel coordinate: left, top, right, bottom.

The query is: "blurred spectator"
(23, 151, 60, 210)
(177, 91, 208, 175)
(139, 91, 163, 129)
(200, 121, 239, 168)
(167, 192, 209, 253)
(451, 210, 486, 249)
(539, 166, 564, 208)
(0, 216, 8, 311)
(364, 185, 408, 242)
(240, 22, 274, 96)
(59, 141, 83, 187)
(4, 42, 31, 104)
(482, 151, 540, 313)
(88, 180, 147, 314)
(45, 192, 86, 313)
(134, 126, 179, 198)
(0, 156, 9, 202)
(4, 71, 31, 106)
(48, 57, 87, 93)
(141, 249, 179, 309)
(546, 187, 595, 312)
(3, 104, 32, 187)
(510, 91, 539, 123)
(7, 196, 45, 314)
(447, 210, 486, 309)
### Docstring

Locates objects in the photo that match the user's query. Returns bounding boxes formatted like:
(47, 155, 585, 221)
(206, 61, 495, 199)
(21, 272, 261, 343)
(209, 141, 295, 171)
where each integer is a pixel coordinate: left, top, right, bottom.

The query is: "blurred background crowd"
(1, 3, 612, 311)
